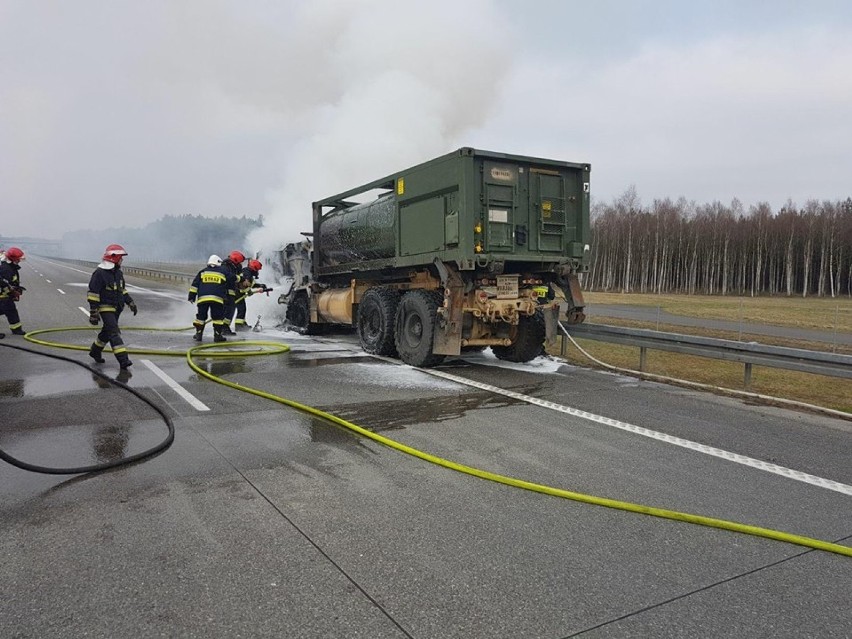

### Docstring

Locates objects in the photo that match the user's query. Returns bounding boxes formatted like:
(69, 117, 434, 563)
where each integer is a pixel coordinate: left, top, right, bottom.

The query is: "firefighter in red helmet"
(86, 244, 138, 368)
(220, 250, 245, 335)
(232, 258, 266, 331)
(0, 246, 27, 335)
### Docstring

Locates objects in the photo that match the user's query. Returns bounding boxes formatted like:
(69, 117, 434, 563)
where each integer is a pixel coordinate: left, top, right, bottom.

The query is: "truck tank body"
(318, 194, 396, 266)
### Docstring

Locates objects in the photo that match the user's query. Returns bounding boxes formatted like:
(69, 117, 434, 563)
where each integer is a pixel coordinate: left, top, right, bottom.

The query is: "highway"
(1, 256, 851, 638)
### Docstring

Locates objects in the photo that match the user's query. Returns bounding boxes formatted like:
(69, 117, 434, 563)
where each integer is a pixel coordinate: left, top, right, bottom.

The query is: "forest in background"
(20, 194, 851, 299)
(59, 214, 264, 262)
(586, 189, 852, 297)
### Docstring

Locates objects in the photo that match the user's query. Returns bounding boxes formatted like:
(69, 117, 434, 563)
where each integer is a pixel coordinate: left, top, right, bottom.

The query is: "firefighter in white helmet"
(188, 254, 236, 342)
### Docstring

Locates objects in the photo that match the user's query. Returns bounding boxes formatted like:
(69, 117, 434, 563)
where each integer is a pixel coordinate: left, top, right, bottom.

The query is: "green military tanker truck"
(277, 147, 590, 367)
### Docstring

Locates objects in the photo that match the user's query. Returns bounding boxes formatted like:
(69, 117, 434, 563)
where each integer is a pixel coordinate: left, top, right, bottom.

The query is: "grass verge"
(552, 292, 852, 416)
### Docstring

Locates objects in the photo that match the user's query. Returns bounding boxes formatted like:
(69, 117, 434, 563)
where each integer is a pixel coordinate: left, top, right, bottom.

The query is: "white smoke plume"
(243, 0, 515, 261)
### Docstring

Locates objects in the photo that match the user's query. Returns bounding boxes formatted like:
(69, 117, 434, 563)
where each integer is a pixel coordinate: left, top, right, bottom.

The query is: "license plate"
(496, 275, 518, 299)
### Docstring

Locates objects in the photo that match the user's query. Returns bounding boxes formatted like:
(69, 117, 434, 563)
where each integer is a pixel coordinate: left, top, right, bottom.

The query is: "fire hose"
(1, 326, 850, 559)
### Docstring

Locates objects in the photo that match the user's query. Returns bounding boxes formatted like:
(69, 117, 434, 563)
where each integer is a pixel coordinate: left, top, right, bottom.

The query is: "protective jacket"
(88, 263, 134, 313)
(0, 261, 23, 302)
(239, 265, 261, 288)
(222, 258, 243, 286)
(189, 264, 236, 305)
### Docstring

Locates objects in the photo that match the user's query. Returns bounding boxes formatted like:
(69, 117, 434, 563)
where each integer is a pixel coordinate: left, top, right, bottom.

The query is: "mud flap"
(432, 259, 464, 356)
(543, 304, 559, 345)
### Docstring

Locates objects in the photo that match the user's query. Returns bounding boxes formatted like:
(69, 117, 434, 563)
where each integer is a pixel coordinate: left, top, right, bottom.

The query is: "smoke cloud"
(246, 0, 514, 259)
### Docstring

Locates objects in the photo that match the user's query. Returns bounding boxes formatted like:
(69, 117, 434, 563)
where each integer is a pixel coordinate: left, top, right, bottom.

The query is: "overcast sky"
(2, 0, 851, 251)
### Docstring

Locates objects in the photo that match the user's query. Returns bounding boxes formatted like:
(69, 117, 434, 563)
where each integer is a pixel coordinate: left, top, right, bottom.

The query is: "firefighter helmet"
(228, 250, 246, 264)
(103, 244, 128, 264)
(207, 254, 222, 266)
(5, 247, 24, 263)
(248, 259, 262, 272)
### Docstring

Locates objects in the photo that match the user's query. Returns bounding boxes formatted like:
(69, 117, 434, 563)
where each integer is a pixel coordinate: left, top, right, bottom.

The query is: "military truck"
(277, 147, 590, 367)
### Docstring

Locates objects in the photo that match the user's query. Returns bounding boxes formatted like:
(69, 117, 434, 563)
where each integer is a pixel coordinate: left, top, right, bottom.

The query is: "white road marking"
(57, 288, 65, 294)
(46, 279, 51, 283)
(421, 367, 852, 497)
(142, 359, 210, 412)
(78, 306, 90, 316)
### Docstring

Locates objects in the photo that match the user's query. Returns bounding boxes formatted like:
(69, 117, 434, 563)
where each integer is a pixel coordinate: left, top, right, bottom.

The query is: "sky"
(2, 0, 851, 254)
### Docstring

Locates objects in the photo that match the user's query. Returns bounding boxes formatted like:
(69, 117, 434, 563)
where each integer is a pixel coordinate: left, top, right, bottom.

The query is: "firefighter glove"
(188, 294, 196, 304)
(89, 309, 100, 325)
(128, 301, 138, 315)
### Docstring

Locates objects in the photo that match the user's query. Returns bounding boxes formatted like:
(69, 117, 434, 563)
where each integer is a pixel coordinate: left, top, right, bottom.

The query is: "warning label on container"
(488, 209, 508, 223)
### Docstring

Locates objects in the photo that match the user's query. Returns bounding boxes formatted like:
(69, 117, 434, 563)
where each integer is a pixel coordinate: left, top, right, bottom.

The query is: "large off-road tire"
(357, 287, 400, 356)
(491, 310, 545, 363)
(394, 290, 445, 367)
(285, 293, 323, 335)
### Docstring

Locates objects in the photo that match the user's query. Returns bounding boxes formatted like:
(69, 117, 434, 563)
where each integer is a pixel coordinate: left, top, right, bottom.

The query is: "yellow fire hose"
(20, 326, 852, 559)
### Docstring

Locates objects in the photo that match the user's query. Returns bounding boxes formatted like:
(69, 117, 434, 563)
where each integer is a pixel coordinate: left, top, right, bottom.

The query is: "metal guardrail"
(562, 322, 852, 386)
(51, 258, 195, 283)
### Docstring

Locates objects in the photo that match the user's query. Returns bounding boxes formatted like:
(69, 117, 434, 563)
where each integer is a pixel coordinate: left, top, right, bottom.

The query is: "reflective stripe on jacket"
(189, 265, 236, 305)
(88, 266, 133, 312)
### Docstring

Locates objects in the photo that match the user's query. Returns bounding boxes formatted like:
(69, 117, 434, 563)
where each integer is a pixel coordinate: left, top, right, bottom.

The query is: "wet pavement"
(1, 257, 851, 638)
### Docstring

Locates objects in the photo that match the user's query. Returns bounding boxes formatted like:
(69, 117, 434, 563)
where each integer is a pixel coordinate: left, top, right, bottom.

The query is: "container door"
(482, 162, 517, 253)
(531, 170, 567, 253)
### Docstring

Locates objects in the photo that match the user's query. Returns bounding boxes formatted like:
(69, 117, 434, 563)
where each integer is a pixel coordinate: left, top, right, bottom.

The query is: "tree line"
(585, 189, 852, 297)
(60, 214, 264, 262)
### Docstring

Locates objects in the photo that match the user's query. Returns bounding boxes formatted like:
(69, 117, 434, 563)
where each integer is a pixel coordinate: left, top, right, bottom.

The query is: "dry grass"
(551, 292, 852, 416)
(585, 291, 852, 333)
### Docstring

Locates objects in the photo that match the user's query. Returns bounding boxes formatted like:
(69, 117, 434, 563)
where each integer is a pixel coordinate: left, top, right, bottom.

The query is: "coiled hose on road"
(1, 326, 850, 558)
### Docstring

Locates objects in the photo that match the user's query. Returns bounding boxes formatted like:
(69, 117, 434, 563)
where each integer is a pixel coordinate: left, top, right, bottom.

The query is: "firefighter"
(0, 246, 27, 335)
(220, 250, 245, 335)
(188, 254, 236, 342)
(87, 244, 138, 369)
(232, 258, 266, 331)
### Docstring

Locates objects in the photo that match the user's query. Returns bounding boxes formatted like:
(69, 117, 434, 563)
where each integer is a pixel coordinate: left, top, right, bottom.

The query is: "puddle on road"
(0, 371, 99, 397)
(319, 387, 536, 432)
(0, 421, 160, 469)
(285, 355, 378, 368)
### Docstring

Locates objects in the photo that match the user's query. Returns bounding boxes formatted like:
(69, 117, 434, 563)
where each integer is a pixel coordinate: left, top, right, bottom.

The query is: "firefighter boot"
(213, 326, 227, 343)
(118, 356, 133, 370)
(193, 329, 203, 342)
(11, 327, 25, 335)
(89, 343, 106, 364)
(223, 324, 237, 336)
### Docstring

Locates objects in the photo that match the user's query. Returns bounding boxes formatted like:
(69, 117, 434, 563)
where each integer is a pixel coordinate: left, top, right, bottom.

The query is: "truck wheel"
(394, 290, 445, 367)
(492, 310, 545, 363)
(357, 287, 399, 356)
(285, 293, 323, 335)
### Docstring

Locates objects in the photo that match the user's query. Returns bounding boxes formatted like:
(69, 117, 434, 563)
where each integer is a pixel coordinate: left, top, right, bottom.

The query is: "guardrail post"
(560, 334, 567, 358)
(639, 346, 647, 372)
(744, 362, 752, 389)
